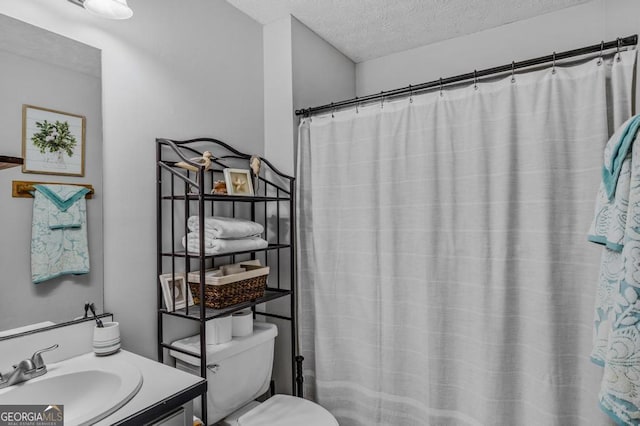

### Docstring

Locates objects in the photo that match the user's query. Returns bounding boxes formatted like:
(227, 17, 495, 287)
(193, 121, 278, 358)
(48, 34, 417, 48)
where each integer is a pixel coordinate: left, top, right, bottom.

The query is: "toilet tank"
(170, 322, 278, 424)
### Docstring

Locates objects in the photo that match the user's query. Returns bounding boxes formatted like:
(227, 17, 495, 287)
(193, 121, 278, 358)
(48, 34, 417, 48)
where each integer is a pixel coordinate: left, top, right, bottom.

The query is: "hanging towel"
(31, 184, 90, 284)
(603, 114, 640, 200)
(181, 233, 268, 255)
(588, 115, 640, 252)
(589, 117, 640, 425)
(187, 216, 264, 239)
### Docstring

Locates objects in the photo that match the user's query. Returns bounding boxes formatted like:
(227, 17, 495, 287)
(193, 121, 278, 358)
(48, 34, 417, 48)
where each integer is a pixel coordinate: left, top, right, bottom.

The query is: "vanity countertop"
(94, 350, 206, 425)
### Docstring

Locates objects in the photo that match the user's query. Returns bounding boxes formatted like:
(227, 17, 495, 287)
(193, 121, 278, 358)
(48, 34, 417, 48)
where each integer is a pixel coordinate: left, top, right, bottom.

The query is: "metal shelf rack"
(156, 137, 300, 425)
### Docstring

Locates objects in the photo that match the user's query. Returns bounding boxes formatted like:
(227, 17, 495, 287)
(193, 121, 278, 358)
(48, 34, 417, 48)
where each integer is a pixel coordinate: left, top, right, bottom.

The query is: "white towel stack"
(182, 216, 268, 255)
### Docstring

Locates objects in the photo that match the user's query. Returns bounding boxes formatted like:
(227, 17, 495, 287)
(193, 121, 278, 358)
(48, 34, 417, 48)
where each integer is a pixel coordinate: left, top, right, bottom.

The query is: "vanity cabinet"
(155, 138, 300, 424)
(146, 405, 191, 426)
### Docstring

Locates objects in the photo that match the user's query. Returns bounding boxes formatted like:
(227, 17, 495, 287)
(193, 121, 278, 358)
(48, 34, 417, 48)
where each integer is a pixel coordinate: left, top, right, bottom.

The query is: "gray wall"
(291, 16, 356, 164)
(263, 15, 356, 395)
(0, 15, 103, 331)
(0, 0, 265, 359)
(356, 0, 640, 105)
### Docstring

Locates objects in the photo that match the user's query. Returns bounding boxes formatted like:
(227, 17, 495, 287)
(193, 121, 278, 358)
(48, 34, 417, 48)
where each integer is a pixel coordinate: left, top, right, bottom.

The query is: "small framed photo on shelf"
(159, 273, 194, 312)
(22, 104, 86, 176)
(223, 168, 254, 196)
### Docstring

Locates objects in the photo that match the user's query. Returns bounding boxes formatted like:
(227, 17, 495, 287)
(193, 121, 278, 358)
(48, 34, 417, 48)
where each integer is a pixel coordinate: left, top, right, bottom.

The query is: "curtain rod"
(295, 34, 638, 117)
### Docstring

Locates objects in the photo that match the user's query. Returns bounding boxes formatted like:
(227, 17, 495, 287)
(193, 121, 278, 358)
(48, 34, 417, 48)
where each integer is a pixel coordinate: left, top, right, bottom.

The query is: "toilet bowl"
(170, 322, 337, 425)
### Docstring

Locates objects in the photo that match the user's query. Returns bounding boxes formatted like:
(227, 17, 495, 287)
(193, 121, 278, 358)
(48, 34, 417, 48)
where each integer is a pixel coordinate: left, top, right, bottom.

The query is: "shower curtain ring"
(617, 37, 622, 62)
(439, 78, 444, 97)
(474, 70, 478, 90)
(380, 91, 384, 109)
(331, 102, 335, 118)
(552, 52, 557, 74)
(409, 85, 413, 103)
(511, 61, 516, 83)
(597, 41, 604, 66)
(355, 97, 359, 114)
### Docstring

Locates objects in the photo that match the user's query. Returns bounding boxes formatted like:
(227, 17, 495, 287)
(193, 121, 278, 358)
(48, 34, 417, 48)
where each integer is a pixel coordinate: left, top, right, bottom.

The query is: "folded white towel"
(187, 216, 264, 239)
(182, 233, 268, 255)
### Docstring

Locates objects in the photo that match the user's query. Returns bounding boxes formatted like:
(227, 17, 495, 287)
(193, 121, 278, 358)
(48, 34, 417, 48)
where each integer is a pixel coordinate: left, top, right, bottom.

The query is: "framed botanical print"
(22, 105, 86, 176)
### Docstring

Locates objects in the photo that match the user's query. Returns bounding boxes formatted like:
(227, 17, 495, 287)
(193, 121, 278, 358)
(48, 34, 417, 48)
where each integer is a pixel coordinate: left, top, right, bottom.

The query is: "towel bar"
(12, 180, 94, 199)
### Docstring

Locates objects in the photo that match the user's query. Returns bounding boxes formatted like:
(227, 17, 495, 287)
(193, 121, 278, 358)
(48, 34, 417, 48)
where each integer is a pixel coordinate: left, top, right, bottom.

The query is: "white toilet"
(171, 322, 338, 426)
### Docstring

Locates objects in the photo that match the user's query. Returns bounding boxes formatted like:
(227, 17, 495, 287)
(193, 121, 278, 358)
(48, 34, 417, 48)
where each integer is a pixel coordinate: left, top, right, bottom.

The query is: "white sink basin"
(0, 352, 143, 426)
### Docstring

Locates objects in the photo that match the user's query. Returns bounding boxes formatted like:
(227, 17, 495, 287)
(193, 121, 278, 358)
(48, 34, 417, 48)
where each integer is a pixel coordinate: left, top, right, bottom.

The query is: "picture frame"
(22, 104, 86, 176)
(159, 273, 194, 312)
(223, 168, 254, 196)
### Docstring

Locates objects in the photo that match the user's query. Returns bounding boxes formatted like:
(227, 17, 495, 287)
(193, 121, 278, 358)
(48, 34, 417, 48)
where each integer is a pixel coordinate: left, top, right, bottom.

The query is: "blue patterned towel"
(31, 184, 90, 284)
(603, 114, 640, 201)
(589, 115, 640, 253)
(589, 120, 640, 425)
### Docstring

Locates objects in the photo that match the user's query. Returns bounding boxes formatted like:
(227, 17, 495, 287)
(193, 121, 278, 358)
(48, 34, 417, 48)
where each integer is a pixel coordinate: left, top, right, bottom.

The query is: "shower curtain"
(297, 50, 636, 426)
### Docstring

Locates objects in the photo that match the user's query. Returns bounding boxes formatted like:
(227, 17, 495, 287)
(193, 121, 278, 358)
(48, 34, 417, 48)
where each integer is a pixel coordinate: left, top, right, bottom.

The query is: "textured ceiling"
(225, 0, 592, 62)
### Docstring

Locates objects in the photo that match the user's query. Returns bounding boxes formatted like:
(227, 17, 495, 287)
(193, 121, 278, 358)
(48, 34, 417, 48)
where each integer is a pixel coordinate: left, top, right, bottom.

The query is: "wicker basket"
(187, 263, 269, 309)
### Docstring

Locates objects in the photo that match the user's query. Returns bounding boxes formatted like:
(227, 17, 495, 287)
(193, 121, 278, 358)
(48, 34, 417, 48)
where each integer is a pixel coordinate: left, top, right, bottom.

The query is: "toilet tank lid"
(238, 395, 338, 426)
(170, 322, 277, 367)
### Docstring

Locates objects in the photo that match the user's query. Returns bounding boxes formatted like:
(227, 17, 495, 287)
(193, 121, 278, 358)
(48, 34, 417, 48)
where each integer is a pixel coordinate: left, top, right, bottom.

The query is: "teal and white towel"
(602, 114, 640, 200)
(589, 115, 640, 252)
(589, 115, 640, 424)
(31, 184, 90, 284)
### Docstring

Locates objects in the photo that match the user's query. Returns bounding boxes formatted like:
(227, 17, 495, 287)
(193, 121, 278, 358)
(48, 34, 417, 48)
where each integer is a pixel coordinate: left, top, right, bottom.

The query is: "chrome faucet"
(0, 344, 59, 388)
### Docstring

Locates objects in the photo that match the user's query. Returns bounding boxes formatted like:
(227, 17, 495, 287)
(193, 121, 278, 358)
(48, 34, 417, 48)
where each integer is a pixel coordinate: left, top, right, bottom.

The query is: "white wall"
(291, 16, 356, 165)
(264, 15, 356, 175)
(0, 0, 265, 359)
(356, 0, 640, 104)
(264, 16, 295, 176)
(262, 15, 355, 395)
(291, 16, 357, 134)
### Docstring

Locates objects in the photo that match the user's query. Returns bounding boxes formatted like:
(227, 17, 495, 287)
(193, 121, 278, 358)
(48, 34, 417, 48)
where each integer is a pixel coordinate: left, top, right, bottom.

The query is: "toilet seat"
(237, 395, 338, 426)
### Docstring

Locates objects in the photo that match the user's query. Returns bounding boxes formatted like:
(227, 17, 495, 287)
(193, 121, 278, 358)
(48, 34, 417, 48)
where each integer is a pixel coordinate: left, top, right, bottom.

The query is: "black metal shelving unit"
(156, 137, 300, 425)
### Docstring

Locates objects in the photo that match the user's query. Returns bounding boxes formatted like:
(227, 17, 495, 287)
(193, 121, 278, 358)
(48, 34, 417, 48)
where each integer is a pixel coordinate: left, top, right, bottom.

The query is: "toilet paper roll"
(232, 310, 253, 337)
(206, 316, 232, 344)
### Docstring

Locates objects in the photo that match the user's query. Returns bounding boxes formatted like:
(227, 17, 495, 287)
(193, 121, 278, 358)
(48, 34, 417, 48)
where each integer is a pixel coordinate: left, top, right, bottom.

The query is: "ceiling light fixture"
(67, 0, 133, 20)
